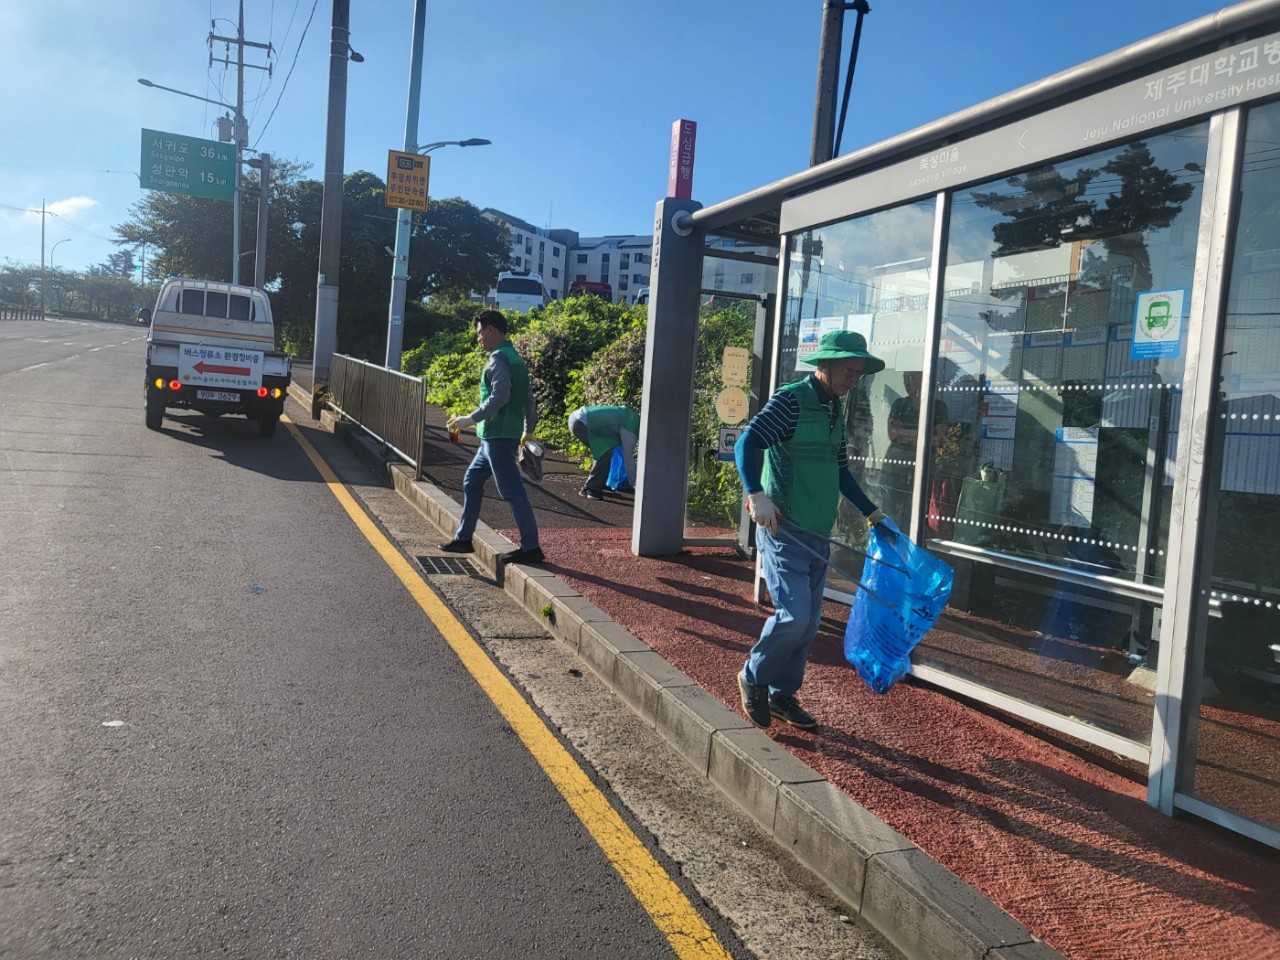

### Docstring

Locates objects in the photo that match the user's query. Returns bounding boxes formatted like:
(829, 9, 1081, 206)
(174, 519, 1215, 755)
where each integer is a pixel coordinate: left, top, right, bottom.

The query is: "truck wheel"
(145, 388, 165, 431)
(259, 411, 279, 437)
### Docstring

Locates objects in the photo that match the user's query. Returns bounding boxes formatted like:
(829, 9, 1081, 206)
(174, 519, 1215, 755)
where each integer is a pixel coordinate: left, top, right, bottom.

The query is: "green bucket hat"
(805, 330, 885, 374)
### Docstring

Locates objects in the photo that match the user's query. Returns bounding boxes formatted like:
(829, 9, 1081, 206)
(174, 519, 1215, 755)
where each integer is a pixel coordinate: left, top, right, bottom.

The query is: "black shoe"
(439, 539, 474, 553)
(579, 487, 605, 500)
(769, 693, 816, 730)
(738, 671, 771, 729)
(615, 484, 635, 495)
(501, 546, 545, 565)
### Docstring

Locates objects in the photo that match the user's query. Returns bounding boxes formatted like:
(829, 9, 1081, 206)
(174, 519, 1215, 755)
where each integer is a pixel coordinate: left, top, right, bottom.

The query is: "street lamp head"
(416, 138, 492, 155)
(138, 78, 155, 87)
(347, 45, 364, 63)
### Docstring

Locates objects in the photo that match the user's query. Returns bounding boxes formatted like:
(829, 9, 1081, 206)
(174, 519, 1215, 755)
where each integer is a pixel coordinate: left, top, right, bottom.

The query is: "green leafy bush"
(687, 301, 755, 527)
(400, 297, 488, 375)
(513, 296, 643, 450)
(422, 342, 488, 417)
(403, 289, 757, 531)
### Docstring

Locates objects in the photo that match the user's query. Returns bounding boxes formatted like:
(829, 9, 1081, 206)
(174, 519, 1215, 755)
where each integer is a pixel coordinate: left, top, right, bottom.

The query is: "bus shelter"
(633, 0, 1280, 850)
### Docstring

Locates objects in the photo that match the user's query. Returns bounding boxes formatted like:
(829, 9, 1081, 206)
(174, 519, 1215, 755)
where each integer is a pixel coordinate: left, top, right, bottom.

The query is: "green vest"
(476, 341, 529, 440)
(761, 377, 845, 536)
(584, 405, 641, 459)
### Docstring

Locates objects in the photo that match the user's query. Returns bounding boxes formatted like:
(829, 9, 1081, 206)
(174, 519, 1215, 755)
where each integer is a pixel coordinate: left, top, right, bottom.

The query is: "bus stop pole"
(632, 197, 703, 556)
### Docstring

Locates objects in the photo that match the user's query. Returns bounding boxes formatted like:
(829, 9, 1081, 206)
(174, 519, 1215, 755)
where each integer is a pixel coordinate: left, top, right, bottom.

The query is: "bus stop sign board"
(140, 129, 235, 202)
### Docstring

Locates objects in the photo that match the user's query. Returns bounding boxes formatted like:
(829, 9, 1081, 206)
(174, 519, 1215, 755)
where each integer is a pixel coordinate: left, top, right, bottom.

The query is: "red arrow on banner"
(194, 360, 251, 376)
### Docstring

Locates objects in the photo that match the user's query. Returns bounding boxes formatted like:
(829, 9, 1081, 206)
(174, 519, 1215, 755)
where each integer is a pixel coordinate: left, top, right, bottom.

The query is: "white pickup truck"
(144, 279, 292, 436)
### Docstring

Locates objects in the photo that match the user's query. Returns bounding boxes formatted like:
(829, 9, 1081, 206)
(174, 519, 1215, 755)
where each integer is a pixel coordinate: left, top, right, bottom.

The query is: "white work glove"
(746, 492, 780, 536)
(447, 414, 475, 432)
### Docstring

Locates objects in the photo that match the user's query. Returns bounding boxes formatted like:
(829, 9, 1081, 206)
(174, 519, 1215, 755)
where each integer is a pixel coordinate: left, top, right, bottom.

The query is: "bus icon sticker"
(1131, 289, 1185, 360)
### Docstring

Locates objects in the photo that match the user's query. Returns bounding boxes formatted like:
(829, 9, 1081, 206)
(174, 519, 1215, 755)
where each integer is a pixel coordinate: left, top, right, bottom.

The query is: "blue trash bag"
(844, 518, 954, 694)
(606, 446, 631, 490)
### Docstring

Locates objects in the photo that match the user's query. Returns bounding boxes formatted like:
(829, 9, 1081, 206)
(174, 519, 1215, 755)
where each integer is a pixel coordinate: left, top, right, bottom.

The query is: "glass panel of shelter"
(778, 122, 1212, 748)
(780, 199, 938, 591)
(682, 241, 779, 544)
(922, 122, 1211, 747)
(1181, 99, 1280, 835)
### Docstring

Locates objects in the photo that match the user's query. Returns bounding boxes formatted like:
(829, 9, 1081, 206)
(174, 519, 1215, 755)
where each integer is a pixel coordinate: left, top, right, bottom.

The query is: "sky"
(0, 0, 1236, 276)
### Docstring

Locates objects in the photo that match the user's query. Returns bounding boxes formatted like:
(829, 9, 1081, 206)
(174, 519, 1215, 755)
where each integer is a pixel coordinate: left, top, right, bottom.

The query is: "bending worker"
(735, 329, 892, 730)
(567, 404, 639, 500)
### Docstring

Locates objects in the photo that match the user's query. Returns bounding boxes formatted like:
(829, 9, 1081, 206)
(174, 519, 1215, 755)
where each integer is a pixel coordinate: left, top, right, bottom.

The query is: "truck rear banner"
(178, 344, 265, 390)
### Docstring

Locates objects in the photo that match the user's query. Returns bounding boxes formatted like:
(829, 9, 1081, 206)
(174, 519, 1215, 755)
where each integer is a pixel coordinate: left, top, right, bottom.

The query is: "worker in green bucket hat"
(734, 329, 895, 730)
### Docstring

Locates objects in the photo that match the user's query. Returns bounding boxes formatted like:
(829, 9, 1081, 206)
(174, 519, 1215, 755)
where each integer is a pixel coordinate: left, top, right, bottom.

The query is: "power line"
(253, 0, 319, 148)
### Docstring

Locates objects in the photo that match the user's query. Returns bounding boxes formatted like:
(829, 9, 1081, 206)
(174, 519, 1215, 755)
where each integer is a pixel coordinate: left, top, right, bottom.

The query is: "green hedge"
(401, 293, 754, 524)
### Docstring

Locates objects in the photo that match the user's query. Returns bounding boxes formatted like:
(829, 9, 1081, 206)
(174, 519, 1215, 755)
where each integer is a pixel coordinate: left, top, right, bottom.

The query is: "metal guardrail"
(0, 306, 44, 320)
(328, 353, 426, 480)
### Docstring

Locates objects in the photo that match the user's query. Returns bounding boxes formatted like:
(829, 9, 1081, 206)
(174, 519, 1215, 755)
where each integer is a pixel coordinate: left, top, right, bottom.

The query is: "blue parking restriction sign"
(717, 427, 741, 462)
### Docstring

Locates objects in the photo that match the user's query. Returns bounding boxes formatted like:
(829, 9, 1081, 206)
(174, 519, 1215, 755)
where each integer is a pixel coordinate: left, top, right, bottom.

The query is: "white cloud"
(23, 196, 100, 223)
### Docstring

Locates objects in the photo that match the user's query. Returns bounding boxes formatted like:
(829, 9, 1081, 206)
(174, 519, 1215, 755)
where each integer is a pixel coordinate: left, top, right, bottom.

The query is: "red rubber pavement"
(519, 525, 1279, 960)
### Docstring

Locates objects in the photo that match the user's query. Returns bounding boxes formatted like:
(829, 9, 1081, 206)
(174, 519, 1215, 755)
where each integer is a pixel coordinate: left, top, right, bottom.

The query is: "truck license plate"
(197, 389, 240, 402)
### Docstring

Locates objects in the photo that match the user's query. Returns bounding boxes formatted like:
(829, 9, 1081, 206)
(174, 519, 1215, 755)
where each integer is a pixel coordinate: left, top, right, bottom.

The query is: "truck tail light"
(168, 380, 181, 391)
(153, 377, 165, 389)
(256, 387, 268, 398)
(271, 388, 283, 399)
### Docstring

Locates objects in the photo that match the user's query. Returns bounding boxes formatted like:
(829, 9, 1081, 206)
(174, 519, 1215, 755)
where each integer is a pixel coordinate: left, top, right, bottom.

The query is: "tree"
(1085, 140, 1194, 292)
(111, 162, 509, 363)
(101, 250, 137, 278)
(970, 165, 1100, 259)
(407, 198, 510, 300)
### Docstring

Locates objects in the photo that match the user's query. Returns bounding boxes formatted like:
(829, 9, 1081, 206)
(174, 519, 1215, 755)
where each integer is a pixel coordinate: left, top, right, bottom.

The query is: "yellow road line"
(283, 414, 732, 960)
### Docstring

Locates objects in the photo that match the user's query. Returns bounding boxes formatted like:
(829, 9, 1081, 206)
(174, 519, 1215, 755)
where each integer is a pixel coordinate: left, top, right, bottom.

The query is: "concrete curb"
(310, 407, 1064, 960)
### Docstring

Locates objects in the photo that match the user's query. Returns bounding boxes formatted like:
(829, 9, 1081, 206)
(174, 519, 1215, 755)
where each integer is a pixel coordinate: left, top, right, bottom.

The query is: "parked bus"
(568, 280, 613, 303)
(494, 271, 549, 313)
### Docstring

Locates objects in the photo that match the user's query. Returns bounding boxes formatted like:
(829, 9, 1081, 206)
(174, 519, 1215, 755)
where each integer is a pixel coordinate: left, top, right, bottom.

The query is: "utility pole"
(811, 0, 844, 166)
(313, 0, 359, 382)
(385, 0, 427, 371)
(209, 0, 272, 284)
(810, 0, 871, 166)
(249, 154, 272, 290)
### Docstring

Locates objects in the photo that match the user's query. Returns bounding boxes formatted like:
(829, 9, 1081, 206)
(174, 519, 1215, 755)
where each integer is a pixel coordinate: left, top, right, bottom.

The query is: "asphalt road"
(0, 317, 897, 960)
(0, 318, 701, 959)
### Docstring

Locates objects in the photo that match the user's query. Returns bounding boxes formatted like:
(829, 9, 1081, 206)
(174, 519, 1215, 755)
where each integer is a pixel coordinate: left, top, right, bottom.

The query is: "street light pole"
(233, 0, 246, 284)
(50, 239, 70, 271)
(384, 0, 428, 371)
(49, 239, 70, 313)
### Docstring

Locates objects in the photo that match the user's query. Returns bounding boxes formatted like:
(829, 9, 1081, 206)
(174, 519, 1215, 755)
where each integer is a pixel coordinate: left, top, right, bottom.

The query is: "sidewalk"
(291, 366, 1279, 960)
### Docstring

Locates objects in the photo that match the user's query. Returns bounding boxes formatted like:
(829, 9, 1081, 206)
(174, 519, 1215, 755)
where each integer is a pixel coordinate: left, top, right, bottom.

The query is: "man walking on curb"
(734, 330, 892, 729)
(441, 310, 544, 565)
(567, 404, 640, 500)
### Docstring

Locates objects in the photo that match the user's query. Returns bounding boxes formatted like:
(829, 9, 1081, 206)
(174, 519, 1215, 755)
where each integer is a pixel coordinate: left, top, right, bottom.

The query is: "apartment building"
(481, 209, 573, 299)
(483, 209, 653, 305)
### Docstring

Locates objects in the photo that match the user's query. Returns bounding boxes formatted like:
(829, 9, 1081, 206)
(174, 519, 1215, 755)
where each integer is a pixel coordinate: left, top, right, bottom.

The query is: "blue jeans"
(455, 438, 539, 550)
(743, 524, 830, 696)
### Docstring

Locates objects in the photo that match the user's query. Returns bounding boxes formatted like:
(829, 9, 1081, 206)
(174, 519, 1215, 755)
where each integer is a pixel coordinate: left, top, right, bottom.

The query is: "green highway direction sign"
(140, 128, 235, 201)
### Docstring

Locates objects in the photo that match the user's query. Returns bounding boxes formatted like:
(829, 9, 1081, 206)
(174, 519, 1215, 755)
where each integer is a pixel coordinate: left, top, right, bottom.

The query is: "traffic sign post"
(140, 129, 236, 202)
